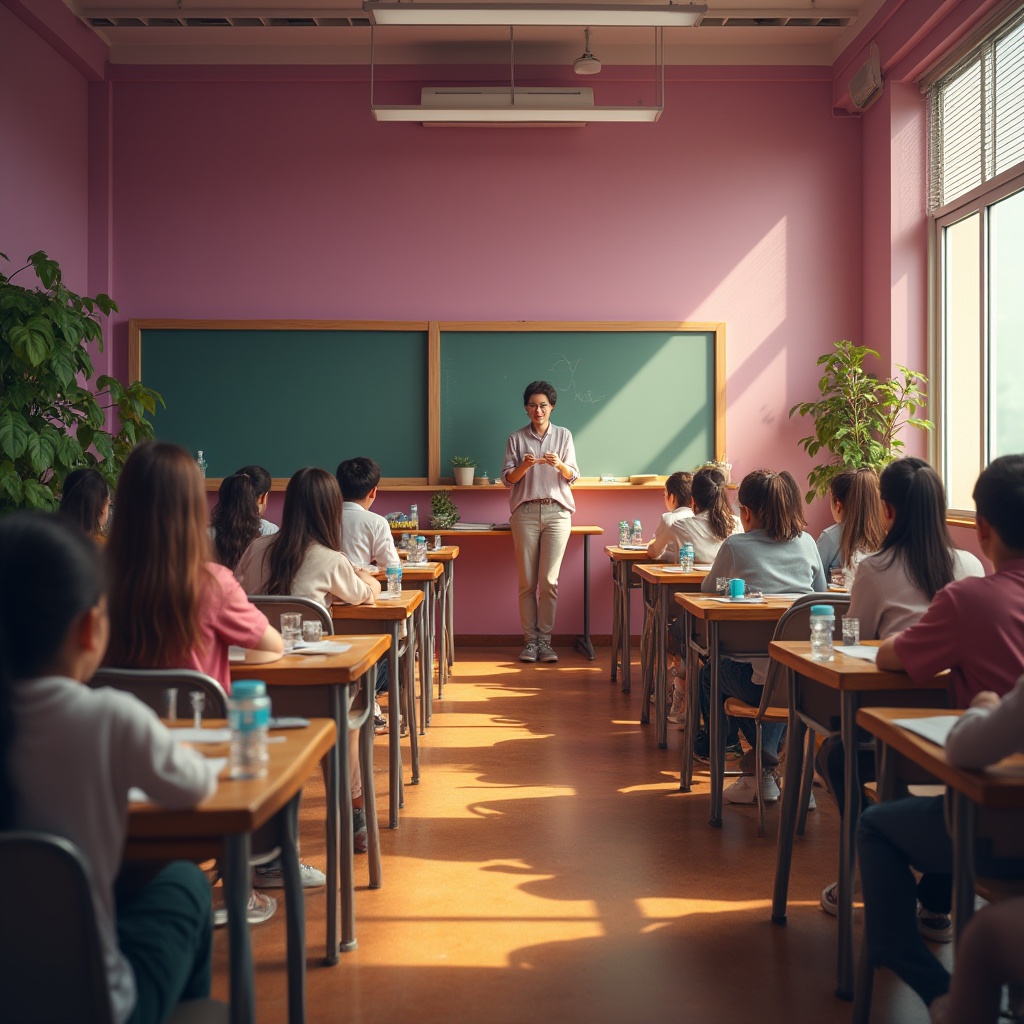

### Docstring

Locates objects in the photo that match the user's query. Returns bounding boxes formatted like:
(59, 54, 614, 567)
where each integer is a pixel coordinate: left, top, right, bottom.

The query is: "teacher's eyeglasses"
(527, 403, 550, 411)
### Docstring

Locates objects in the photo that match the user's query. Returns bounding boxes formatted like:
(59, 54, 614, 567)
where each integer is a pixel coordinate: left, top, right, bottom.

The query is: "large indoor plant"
(0, 250, 162, 512)
(789, 340, 933, 502)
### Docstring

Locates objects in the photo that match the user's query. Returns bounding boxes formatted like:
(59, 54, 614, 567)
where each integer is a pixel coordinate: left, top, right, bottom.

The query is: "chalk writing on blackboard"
(547, 354, 607, 405)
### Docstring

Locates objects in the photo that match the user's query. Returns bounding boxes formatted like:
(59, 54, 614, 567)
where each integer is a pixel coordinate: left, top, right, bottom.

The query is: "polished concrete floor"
(213, 647, 944, 1023)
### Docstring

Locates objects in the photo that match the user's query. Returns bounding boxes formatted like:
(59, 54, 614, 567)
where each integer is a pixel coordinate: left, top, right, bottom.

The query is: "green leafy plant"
(0, 250, 163, 512)
(430, 489, 461, 528)
(450, 455, 477, 468)
(789, 340, 932, 502)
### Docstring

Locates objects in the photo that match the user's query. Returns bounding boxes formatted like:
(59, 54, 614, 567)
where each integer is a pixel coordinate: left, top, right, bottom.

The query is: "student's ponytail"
(877, 457, 956, 598)
(691, 467, 735, 541)
(739, 469, 805, 542)
(0, 513, 105, 829)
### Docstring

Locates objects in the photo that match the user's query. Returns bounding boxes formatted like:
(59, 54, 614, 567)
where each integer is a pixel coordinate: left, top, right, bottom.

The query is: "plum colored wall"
(1, 3, 89, 291)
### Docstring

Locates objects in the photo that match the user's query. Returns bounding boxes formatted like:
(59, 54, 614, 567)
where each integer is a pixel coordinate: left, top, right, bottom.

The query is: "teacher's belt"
(523, 498, 560, 506)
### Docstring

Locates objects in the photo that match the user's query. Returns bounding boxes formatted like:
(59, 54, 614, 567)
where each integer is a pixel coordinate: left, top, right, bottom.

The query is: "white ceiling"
(65, 0, 884, 66)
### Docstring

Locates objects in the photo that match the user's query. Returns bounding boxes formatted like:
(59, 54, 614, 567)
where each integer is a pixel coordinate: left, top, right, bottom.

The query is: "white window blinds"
(928, 10, 1024, 212)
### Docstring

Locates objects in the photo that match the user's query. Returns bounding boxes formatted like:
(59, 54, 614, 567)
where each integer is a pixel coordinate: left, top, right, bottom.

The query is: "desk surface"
(857, 707, 1024, 807)
(605, 546, 653, 561)
(231, 635, 391, 686)
(633, 563, 709, 585)
(395, 526, 603, 537)
(374, 562, 444, 582)
(425, 546, 459, 562)
(771, 641, 949, 693)
(330, 591, 423, 620)
(676, 592, 796, 622)
(127, 718, 336, 845)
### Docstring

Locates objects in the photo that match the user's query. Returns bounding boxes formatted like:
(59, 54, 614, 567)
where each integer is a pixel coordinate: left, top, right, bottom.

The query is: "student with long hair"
(696, 469, 827, 805)
(647, 471, 694, 563)
(1, 512, 216, 1024)
(816, 469, 888, 577)
(234, 464, 279, 536)
(59, 467, 111, 545)
(209, 473, 262, 571)
(105, 441, 286, 919)
(236, 467, 379, 857)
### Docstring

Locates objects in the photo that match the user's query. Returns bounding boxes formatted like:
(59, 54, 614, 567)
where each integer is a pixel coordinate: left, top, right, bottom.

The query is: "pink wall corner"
(1, 3, 89, 291)
(1, 0, 108, 80)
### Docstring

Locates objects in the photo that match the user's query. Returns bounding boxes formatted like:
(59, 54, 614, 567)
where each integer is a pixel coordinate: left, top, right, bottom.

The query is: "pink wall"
(1, 3, 90, 292)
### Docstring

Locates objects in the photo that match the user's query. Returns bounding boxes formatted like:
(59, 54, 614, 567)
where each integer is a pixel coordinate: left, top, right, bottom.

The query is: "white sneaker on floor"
(253, 860, 326, 889)
(806, 790, 816, 811)
(213, 890, 278, 927)
(724, 772, 780, 804)
(666, 693, 686, 723)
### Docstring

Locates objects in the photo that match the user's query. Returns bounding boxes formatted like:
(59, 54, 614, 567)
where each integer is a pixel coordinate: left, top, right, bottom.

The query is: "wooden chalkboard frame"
(129, 319, 726, 489)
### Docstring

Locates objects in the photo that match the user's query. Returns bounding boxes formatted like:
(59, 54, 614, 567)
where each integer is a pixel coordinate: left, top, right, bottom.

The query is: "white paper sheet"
(290, 640, 352, 654)
(835, 645, 878, 663)
(129, 757, 228, 804)
(891, 716, 958, 747)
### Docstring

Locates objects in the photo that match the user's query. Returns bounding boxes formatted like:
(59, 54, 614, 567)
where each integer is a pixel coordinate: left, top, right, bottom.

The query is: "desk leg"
(679, 610, 696, 792)
(447, 563, 456, 669)
(437, 574, 449, 699)
(610, 559, 621, 684)
(772, 670, 804, 924)
(222, 834, 255, 1024)
(360, 671, 383, 889)
(388, 623, 402, 828)
(656, 587, 668, 749)
(324, 696, 341, 964)
(338, 695, 358, 953)
(639, 581, 656, 725)
(575, 535, 595, 659)
(416, 593, 429, 735)
(405, 612, 420, 785)
(709, 622, 723, 828)
(836, 691, 859, 999)
(279, 793, 307, 1024)
(621, 565, 632, 693)
(951, 792, 977, 944)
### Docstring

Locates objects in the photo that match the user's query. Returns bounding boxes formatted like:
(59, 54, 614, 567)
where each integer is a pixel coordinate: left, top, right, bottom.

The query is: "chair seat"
(723, 696, 788, 722)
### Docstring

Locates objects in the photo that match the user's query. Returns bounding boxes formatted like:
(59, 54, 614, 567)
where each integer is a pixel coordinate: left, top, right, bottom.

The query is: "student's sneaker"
(666, 690, 686, 724)
(353, 808, 368, 854)
(724, 771, 780, 804)
(918, 903, 953, 943)
(820, 881, 839, 916)
(536, 641, 558, 663)
(213, 890, 278, 927)
(253, 860, 326, 889)
(373, 699, 387, 734)
(519, 640, 539, 663)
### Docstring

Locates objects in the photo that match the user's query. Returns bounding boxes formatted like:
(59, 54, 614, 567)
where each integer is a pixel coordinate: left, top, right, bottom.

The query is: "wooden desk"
(631, 564, 708, 747)
(767, 642, 948, 999)
(375, 562, 444, 728)
(127, 718, 336, 1024)
(331, 591, 423, 828)
(426, 545, 459, 690)
(674, 594, 794, 807)
(604, 546, 649, 693)
(395, 526, 604, 658)
(231, 637, 390, 960)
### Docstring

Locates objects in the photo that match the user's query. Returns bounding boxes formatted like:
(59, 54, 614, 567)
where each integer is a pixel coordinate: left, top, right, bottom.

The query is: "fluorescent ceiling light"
(362, 2, 707, 27)
(371, 104, 662, 122)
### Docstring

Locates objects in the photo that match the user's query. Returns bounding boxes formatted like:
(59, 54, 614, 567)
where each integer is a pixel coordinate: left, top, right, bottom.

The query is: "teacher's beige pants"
(510, 501, 572, 643)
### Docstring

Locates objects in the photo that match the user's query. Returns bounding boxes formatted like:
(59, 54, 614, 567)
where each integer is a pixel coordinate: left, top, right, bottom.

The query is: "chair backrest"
(757, 593, 852, 715)
(90, 667, 228, 718)
(0, 831, 114, 1024)
(248, 594, 332, 632)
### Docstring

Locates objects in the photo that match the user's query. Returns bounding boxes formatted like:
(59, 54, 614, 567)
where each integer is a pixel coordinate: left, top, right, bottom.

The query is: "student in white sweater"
(1, 513, 217, 1024)
(647, 471, 694, 563)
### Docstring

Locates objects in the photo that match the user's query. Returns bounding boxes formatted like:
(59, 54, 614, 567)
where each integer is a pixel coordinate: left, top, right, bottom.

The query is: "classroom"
(3, 0, 1023, 1022)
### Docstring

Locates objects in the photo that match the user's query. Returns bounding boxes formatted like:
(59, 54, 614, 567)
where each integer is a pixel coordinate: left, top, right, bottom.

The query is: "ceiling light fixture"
(362, 1, 707, 27)
(573, 27, 602, 75)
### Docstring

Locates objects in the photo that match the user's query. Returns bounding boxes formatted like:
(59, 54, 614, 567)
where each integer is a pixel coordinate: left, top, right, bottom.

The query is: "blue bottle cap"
(232, 680, 267, 699)
(810, 605, 834, 616)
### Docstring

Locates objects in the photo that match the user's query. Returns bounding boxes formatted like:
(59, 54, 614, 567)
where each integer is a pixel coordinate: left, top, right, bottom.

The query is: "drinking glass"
(830, 568, 848, 590)
(842, 616, 860, 646)
(715, 577, 730, 595)
(163, 687, 178, 722)
(302, 619, 323, 643)
(280, 612, 302, 653)
(190, 690, 205, 729)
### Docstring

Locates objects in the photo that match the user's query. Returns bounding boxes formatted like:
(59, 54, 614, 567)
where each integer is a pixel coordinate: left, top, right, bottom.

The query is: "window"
(930, 10, 1024, 513)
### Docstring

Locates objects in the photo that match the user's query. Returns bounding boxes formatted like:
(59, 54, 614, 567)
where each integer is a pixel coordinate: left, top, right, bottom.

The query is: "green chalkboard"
(440, 328, 720, 478)
(137, 326, 429, 479)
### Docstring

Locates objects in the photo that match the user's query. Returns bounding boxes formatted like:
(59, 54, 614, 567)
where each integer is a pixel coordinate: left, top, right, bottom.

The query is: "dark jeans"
(857, 795, 1024, 1008)
(119, 861, 213, 1024)
(698, 656, 784, 756)
(375, 656, 389, 695)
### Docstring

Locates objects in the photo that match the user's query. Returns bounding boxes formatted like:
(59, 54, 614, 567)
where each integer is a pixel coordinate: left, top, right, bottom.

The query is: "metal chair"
(0, 830, 227, 1024)
(90, 666, 228, 718)
(721, 593, 850, 836)
(248, 594, 332, 633)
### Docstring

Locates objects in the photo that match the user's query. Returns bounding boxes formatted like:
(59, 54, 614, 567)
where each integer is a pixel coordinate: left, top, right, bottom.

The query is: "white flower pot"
(453, 466, 475, 486)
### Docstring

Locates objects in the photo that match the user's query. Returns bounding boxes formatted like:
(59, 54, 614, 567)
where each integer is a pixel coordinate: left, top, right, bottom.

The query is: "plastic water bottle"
(416, 535, 427, 562)
(196, 450, 207, 478)
(809, 605, 835, 662)
(631, 519, 643, 546)
(386, 559, 402, 597)
(619, 521, 629, 547)
(678, 542, 694, 572)
(228, 679, 271, 779)
(410, 503, 418, 527)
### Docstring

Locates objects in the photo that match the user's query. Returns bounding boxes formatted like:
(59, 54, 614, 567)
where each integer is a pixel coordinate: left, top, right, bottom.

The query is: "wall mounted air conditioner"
(849, 42, 883, 110)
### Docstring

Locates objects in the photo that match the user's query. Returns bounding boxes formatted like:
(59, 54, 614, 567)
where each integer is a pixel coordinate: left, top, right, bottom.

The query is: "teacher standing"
(502, 381, 580, 664)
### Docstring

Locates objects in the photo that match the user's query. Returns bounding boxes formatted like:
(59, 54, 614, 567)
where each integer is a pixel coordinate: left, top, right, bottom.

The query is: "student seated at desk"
(58, 466, 112, 546)
(647, 471, 694, 563)
(235, 463, 279, 536)
(337, 456, 399, 733)
(105, 442, 292, 917)
(814, 468, 886, 579)
(665, 467, 742, 724)
(696, 469, 827, 805)
(237, 467, 380, 853)
(1, 512, 218, 1024)
(209, 472, 263, 572)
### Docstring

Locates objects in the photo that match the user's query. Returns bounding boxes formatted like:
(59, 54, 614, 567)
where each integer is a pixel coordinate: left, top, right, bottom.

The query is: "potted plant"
(430, 489, 461, 528)
(0, 250, 163, 512)
(789, 340, 933, 502)
(451, 455, 477, 486)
